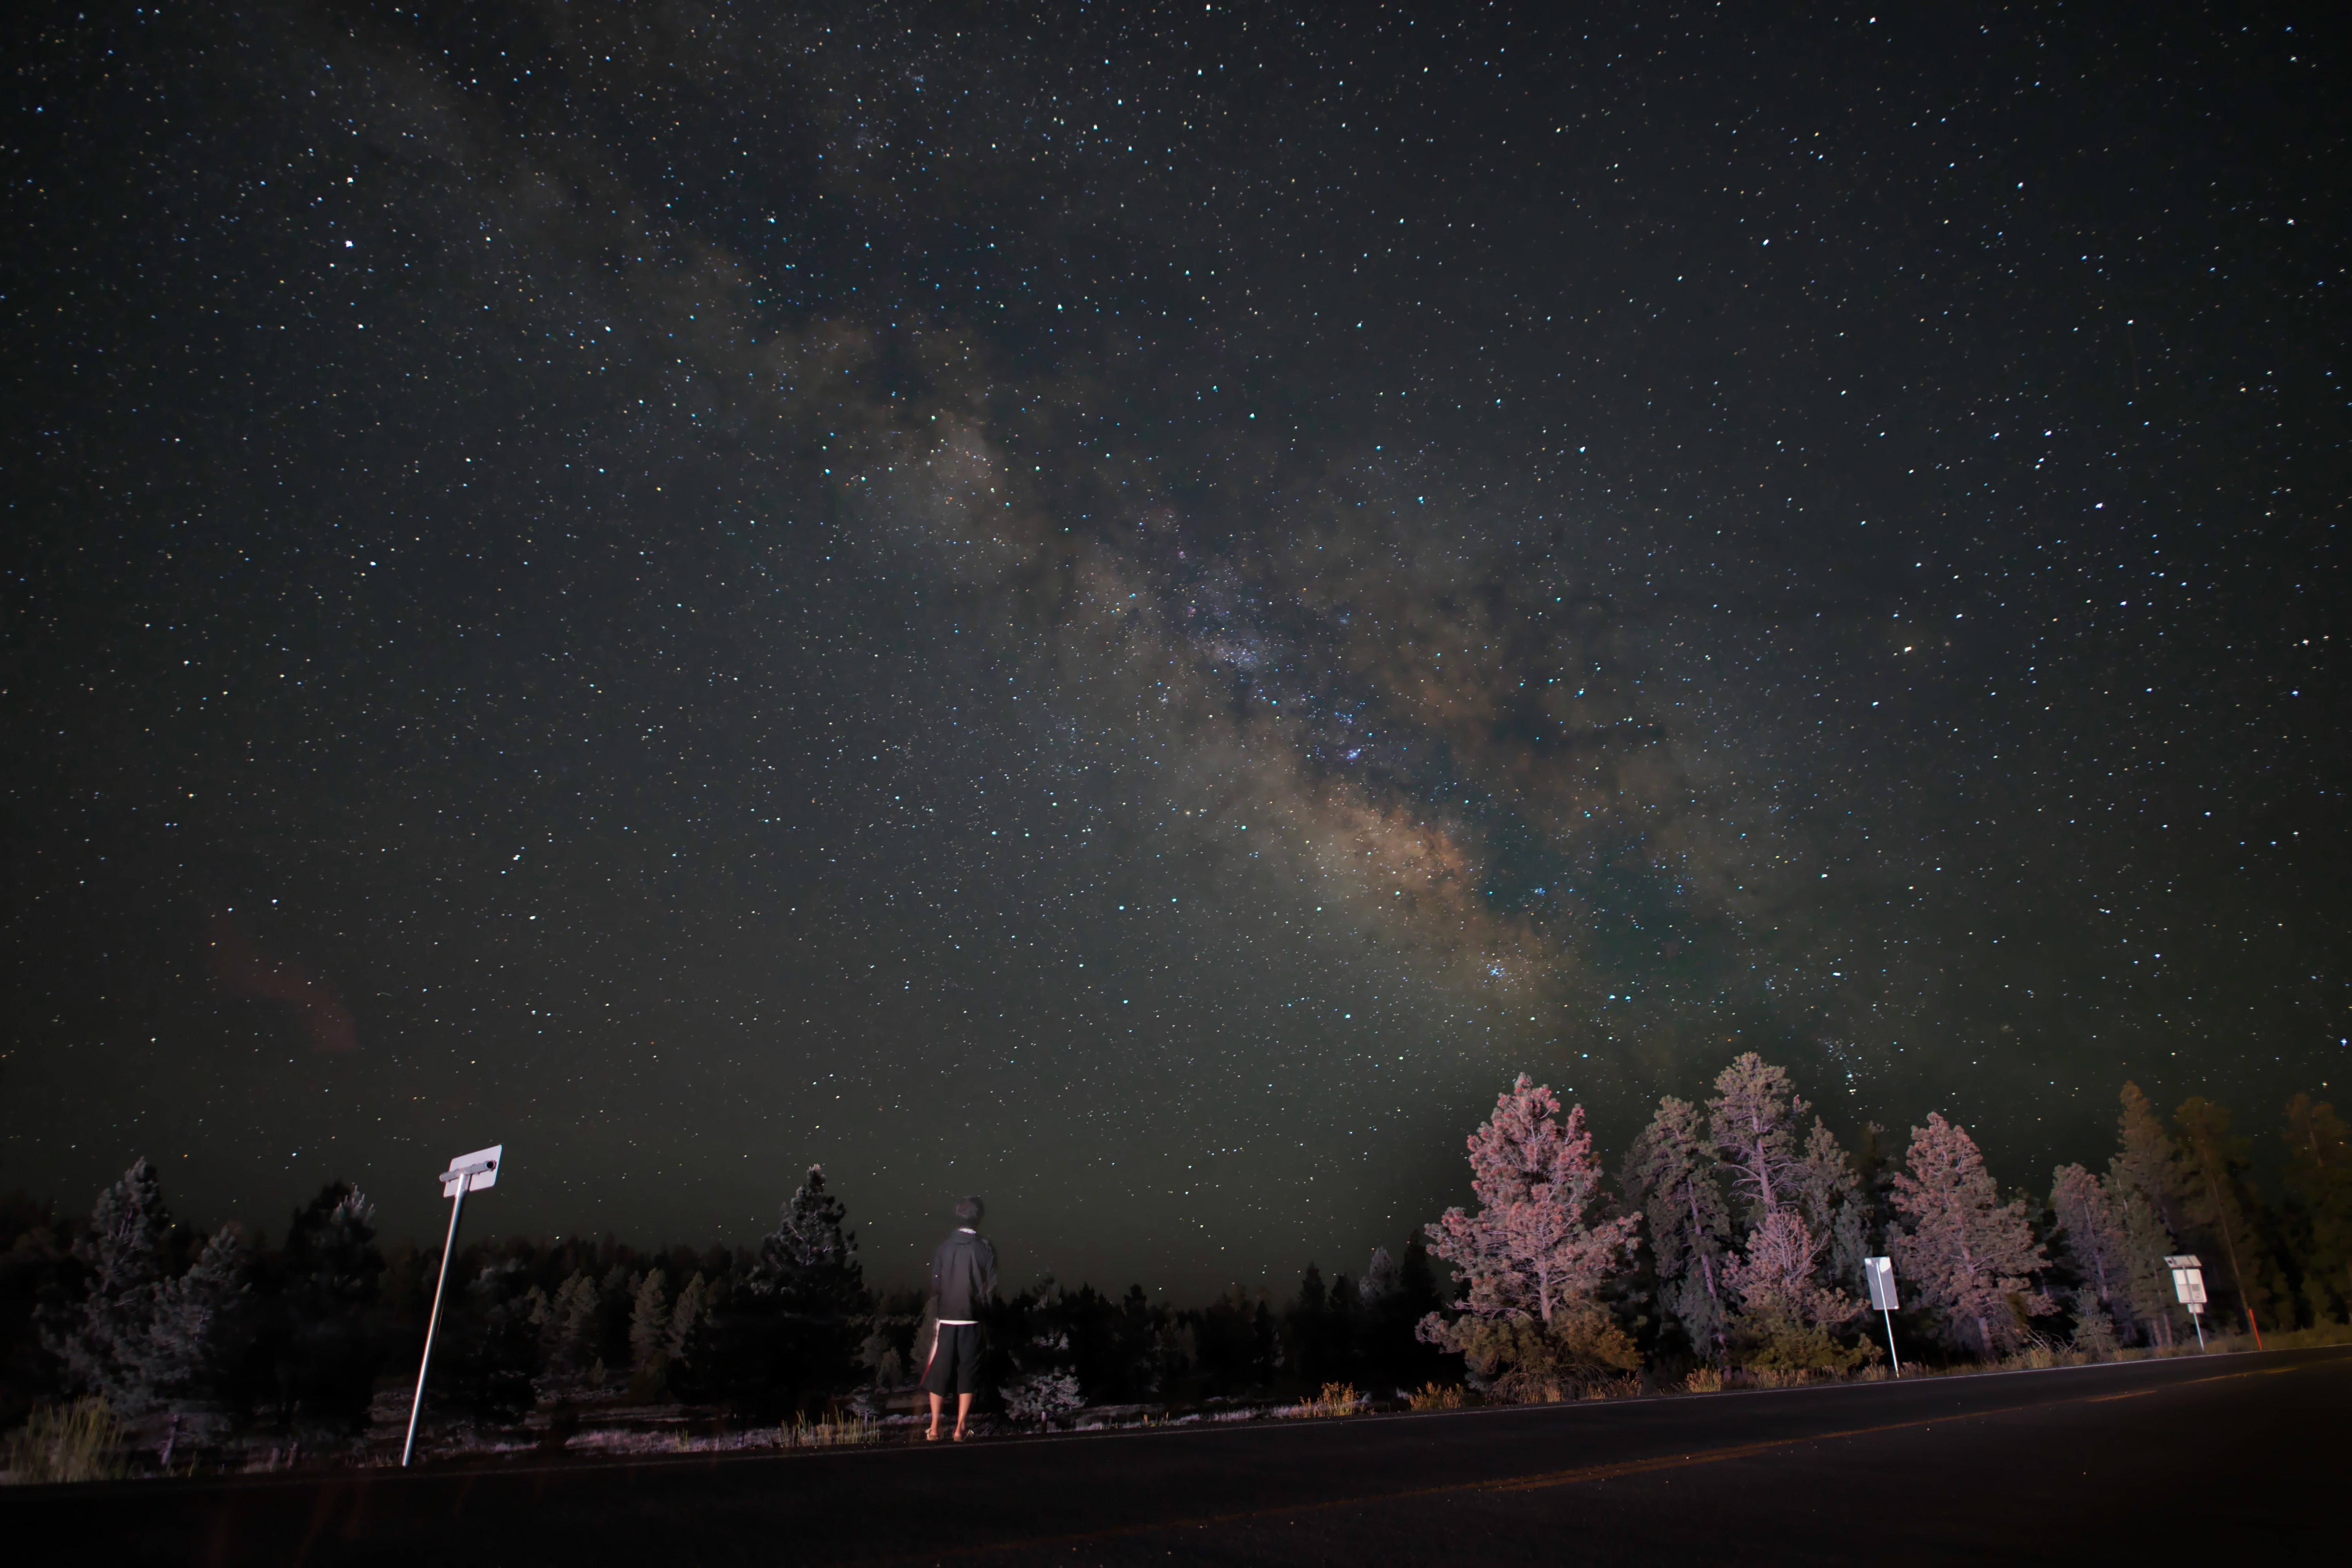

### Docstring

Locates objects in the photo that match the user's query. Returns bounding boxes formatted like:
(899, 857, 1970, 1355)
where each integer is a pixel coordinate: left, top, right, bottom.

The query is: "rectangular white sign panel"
(440, 1144, 503, 1197)
(1864, 1256, 1899, 1312)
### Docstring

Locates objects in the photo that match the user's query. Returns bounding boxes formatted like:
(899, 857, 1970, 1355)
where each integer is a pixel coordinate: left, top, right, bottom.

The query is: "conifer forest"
(5, 1057, 2347, 1481)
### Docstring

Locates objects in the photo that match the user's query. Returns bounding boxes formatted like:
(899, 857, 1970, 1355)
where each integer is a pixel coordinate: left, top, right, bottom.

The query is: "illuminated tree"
(1422, 1074, 1640, 1327)
(1708, 1053, 1809, 1221)
(1722, 1208, 1871, 1372)
(2050, 1162, 2127, 1327)
(1889, 1114, 2052, 1357)
(1797, 1118, 1875, 1295)
(1419, 1075, 1641, 1396)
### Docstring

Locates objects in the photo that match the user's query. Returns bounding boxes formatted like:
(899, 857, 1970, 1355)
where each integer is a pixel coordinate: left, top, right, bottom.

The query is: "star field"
(2, 2, 2343, 1294)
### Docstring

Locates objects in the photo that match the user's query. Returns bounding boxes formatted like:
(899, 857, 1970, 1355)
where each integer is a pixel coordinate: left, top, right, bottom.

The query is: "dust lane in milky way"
(2, 4, 2341, 1291)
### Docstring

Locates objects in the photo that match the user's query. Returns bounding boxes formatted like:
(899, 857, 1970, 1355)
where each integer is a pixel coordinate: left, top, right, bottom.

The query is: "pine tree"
(1721, 1209, 1870, 1371)
(667, 1272, 711, 1365)
(2049, 1163, 2128, 1330)
(2110, 1175, 2180, 1346)
(1889, 1114, 2053, 1357)
(754, 1165, 867, 1318)
(1623, 1094, 1732, 1363)
(1798, 1118, 1874, 1295)
(2114, 1082, 2186, 1233)
(273, 1181, 386, 1431)
(1422, 1075, 1640, 1328)
(1357, 1246, 1399, 1307)
(544, 1270, 603, 1374)
(41, 1158, 175, 1412)
(1708, 1053, 1810, 1221)
(2283, 1095, 2352, 1315)
(629, 1270, 670, 1368)
(2172, 1096, 2267, 1333)
(139, 1225, 249, 1408)
(282, 1183, 384, 1319)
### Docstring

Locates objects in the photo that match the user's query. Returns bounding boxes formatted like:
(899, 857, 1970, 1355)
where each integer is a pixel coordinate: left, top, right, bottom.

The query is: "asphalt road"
(9, 1348, 2344, 1564)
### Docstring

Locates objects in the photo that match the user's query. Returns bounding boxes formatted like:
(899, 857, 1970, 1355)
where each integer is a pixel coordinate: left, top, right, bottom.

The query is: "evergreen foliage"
(1798, 1119, 1875, 1295)
(40, 1159, 176, 1414)
(2049, 1163, 2130, 1338)
(2283, 1094, 2352, 1321)
(2172, 1096, 2264, 1332)
(1890, 1114, 2054, 1357)
(1421, 1075, 1639, 1328)
(1722, 1209, 1871, 1372)
(1623, 1094, 1733, 1364)
(1707, 1054, 1811, 1221)
(628, 1271, 671, 1370)
(754, 1165, 866, 1318)
(269, 1182, 384, 1432)
(139, 1225, 249, 1409)
(1418, 1075, 1640, 1396)
(2113, 1081, 2187, 1234)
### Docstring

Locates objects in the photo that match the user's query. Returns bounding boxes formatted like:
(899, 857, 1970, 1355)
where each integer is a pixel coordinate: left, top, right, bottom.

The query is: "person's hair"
(954, 1195, 984, 1225)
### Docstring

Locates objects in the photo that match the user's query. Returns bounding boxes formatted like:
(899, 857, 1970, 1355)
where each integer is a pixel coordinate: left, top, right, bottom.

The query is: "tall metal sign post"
(401, 1144, 503, 1467)
(2165, 1254, 2208, 1350)
(1864, 1256, 1902, 1376)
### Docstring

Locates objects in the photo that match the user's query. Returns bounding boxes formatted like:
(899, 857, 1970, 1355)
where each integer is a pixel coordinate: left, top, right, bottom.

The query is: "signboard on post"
(403, 1143, 505, 1465)
(2165, 1254, 2208, 1350)
(1863, 1256, 1902, 1376)
(1865, 1256, 1899, 1312)
(441, 1144, 503, 1197)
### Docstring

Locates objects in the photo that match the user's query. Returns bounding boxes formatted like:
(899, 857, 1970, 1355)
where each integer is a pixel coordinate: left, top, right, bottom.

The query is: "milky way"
(4, 4, 2342, 1294)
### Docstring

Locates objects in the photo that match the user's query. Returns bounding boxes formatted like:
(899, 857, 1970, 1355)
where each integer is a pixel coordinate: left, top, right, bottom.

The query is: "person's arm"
(929, 1241, 943, 1305)
(980, 1238, 998, 1302)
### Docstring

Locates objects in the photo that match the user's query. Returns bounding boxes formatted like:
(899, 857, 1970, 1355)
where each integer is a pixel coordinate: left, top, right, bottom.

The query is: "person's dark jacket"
(929, 1229, 998, 1321)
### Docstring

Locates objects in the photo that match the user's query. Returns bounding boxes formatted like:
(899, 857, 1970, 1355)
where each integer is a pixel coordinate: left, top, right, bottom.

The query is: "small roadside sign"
(1863, 1256, 1902, 1376)
(439, 1144, 503, 1197)
(1865, 1256, 1899, 1312)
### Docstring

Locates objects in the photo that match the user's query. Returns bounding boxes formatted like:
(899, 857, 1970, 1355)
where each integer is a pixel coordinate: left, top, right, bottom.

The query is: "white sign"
(439, 1144, 503, 1198)
(1864, 1256, 1899, 1312)
(2165, 1253, 2207, 1310)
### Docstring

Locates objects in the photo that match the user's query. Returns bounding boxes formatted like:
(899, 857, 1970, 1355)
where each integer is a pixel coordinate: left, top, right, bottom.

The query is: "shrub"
(1442, 1305, 1641, 1403)
(1406, 1381, 1465, 1412)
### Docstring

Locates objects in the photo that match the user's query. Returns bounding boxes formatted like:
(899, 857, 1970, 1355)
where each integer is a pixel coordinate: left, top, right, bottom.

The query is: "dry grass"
(777, 1410, 882, 1449)
(1284, 1382, 1365, 1419)
(4, 1399, 128, 1485)
(1406, 1381, 1466, 1412)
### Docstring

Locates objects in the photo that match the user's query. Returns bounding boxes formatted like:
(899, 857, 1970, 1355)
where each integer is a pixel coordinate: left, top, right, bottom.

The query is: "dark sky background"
(4, 2, 2345, 1298)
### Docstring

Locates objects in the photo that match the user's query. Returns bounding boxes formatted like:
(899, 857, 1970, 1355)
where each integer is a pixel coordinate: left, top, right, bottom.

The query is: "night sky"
(4, 3, 2344, 1298)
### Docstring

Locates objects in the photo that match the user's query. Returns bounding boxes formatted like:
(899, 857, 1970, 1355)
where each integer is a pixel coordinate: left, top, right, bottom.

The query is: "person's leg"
(927, 1392, 944, 1439)
(953, 1391, 973, 1439)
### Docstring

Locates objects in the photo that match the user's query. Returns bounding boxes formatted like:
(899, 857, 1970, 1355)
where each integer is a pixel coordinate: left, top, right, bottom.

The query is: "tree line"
(1418, 1058, 2351, 1398)
(3, 1058, 2347, 1459)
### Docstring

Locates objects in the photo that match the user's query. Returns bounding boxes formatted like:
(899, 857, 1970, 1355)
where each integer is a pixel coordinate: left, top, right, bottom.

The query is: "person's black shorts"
(920, 1322, 983, 1396)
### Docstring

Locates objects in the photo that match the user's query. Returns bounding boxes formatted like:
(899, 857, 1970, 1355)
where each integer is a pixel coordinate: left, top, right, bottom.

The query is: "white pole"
(1880, 1305, 1902, 1377)
(2190, 1308, 2205, 1352)
(401, 1178, 469, 1468)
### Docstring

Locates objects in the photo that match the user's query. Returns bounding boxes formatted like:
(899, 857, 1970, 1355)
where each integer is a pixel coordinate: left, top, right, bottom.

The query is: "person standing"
(922, 1196, 996, 1441)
